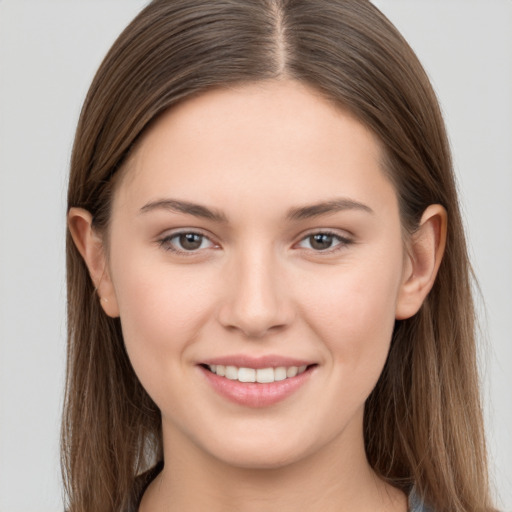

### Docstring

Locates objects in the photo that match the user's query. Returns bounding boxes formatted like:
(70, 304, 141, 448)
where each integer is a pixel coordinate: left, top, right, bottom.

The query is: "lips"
(199, 356, 316, 407)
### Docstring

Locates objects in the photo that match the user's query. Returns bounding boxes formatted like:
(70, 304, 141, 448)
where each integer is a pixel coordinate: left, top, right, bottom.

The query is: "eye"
(159, 231, 216, 253)
(297, 232, 351, 252)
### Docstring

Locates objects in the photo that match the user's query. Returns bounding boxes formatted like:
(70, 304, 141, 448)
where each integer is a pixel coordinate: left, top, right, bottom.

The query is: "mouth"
(201, 364, 310, 383)
(198, 359, 317, 407)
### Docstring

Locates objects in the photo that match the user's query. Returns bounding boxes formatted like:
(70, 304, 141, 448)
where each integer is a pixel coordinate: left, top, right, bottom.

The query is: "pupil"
(310, 234, 333, 250)
(180, 233, 202, 250)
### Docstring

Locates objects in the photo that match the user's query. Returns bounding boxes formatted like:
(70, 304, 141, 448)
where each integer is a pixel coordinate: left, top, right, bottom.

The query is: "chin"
(193, 421, 341, 472)
(211, 444, 309, 471)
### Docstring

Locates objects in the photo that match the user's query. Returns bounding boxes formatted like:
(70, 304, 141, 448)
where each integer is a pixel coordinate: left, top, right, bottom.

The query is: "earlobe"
(395, 204, 447, 320)
(68, 207, 120, 317)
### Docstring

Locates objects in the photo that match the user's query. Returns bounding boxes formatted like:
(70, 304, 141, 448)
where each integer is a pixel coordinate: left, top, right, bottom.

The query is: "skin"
(69, 80, 446, 512)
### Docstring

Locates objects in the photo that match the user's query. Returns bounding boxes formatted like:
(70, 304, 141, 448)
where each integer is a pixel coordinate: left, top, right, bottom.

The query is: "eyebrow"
(286, 198, 374, 221)
(139, 197, 373, 222)
(139, 199, 228, 222)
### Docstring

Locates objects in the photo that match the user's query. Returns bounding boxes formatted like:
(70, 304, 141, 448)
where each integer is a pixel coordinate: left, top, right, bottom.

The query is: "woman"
(62, 1, 496, 511)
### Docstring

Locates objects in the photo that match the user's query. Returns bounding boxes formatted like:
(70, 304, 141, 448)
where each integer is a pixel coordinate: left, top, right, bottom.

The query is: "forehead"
(115, 80, 395, 217)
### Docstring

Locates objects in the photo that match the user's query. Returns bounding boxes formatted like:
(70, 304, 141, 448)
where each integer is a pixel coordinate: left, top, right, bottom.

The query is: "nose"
(217, 248, 294, 339)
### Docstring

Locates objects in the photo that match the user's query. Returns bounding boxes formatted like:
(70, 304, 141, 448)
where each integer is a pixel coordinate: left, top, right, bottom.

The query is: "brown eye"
(296, 232, 351, 252)
(309, 234, 334, 250)
(160, 231, 215, 253)
(179, 233, 204, 250)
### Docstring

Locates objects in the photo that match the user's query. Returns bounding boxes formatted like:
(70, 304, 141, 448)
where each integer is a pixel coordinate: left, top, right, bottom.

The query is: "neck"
(140, 414, 407, 512)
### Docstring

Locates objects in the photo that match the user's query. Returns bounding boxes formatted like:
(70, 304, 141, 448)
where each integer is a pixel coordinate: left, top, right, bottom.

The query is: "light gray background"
(0, 1, 510, 511)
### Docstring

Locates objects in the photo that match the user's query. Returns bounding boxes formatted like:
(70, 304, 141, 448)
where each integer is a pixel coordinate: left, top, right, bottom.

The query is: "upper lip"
(200, 354, 315, 369)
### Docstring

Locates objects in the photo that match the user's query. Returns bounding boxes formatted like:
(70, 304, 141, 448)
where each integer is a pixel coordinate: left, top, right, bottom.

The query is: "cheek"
(299, 251, 403, 375)
(108, 247, 218, 390)
(112, 240, 216, 327)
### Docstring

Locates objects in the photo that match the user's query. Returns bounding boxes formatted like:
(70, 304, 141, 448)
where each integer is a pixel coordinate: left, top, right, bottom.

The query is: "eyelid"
(293, 229, 354, 253)
(157, 228, 220, 255)
(155, 227, 353, 255)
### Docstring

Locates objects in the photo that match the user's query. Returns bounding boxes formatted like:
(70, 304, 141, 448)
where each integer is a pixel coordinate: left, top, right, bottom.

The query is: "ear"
(68, 207, 120, 318)
(395, 204, 447, 320)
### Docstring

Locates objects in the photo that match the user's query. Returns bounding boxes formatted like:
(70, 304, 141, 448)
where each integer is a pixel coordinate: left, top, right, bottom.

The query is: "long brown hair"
(63, 1, 495, 511)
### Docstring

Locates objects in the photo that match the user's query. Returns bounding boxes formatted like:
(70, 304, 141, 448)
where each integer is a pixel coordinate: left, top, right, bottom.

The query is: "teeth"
(238, 367, 256, 382)
(256, 367, 274, 383)
(207, 364, 309, 383)
(225, 366, 238, 380)
(286, 366, 298, 378)
(274, 367, 287, 381)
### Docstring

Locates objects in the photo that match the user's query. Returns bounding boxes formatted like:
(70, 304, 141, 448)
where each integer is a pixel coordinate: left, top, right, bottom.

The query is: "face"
(103, 80, 412, 469)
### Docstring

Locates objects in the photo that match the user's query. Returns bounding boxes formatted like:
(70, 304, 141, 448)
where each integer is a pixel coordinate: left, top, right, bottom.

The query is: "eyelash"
(157, 230, 353, 255)
(157, 230, 217, 255)
(295, 230, 353, 253)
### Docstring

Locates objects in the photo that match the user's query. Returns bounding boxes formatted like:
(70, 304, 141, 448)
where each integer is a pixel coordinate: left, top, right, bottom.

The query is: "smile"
(206, 364, 308, 383)
(199, 359, 316, 408)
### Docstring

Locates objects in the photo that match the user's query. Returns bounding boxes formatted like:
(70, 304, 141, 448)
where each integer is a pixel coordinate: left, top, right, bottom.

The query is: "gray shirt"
(409, 487, 433, 512)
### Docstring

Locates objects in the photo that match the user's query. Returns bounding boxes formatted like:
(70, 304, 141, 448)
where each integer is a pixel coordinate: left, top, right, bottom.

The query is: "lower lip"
(199, 366, 314, 408)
